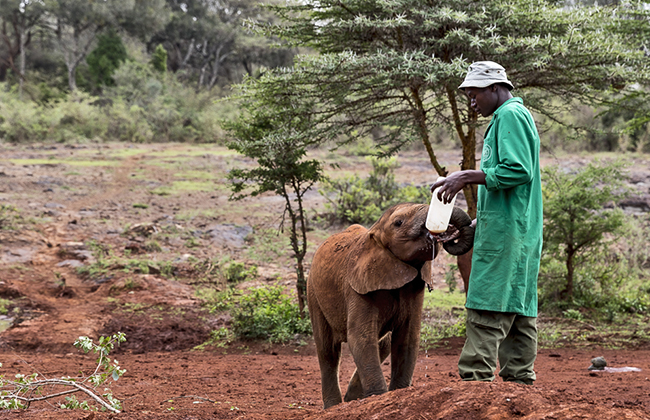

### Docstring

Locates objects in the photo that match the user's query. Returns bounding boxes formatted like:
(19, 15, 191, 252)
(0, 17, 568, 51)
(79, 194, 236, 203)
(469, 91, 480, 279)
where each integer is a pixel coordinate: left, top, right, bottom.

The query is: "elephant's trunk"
(441, 207, 475, 256)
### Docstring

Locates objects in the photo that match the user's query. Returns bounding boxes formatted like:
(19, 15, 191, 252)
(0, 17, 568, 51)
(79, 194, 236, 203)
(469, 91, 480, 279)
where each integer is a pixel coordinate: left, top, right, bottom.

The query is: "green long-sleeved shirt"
(465, 97, 543, 317)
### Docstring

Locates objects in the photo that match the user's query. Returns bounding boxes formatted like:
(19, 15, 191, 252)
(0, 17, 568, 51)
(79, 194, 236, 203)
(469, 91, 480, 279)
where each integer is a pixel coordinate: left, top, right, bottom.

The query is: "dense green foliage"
(149, 44, 168, 73)
(86, 30, 128, 88)
(0, 0, 294, 144)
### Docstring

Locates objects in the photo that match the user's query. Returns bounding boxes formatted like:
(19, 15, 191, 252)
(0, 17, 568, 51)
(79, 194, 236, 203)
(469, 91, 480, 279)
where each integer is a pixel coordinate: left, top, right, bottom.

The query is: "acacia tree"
(251, 0, 650, 218)
(224, 73, 326, 316)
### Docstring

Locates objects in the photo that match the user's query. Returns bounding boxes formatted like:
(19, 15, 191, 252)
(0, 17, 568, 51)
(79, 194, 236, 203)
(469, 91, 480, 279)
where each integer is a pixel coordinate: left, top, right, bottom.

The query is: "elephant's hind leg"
(311, 307, 343, 409)
(344, 332, 391, 402)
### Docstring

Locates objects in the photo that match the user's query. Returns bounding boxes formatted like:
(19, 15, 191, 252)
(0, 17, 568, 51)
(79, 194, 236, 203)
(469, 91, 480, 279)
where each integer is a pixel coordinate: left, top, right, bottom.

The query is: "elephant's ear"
(421, 261, 434, 291)
(348, 231, 419, 295)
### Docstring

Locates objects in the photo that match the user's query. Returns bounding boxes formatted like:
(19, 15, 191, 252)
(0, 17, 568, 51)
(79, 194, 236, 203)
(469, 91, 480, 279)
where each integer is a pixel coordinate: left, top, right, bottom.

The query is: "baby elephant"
(308, 203, 474, 409)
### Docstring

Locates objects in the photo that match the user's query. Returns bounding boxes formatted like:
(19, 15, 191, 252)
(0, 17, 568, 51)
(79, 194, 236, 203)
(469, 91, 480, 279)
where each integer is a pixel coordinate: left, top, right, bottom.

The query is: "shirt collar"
(493, 97, 522, 116)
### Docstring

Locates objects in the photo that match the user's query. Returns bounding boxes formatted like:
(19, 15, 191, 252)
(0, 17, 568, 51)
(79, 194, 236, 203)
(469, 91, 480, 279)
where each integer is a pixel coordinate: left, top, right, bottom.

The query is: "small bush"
(225, 261, 257, 283)
(320, 156, 430, 225)
(231, 286, 311, 342)
(204, 285, 311, 343)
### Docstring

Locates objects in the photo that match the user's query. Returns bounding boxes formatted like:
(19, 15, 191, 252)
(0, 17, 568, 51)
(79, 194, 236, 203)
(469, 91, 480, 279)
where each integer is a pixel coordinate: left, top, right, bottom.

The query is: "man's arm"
(430, 170, 486, 204)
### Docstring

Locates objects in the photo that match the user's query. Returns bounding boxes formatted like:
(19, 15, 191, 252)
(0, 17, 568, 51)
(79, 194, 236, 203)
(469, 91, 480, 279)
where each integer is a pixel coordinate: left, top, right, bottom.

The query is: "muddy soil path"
(0, 144, 649, 419)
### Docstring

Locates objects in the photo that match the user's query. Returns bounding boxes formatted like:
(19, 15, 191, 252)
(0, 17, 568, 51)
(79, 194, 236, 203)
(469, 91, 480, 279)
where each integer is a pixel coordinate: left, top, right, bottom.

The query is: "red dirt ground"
(0, 144, 649, 419)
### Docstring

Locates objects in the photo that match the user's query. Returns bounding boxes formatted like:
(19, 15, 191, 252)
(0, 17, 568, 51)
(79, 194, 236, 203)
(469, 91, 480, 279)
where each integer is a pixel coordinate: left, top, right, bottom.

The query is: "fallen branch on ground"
(0, 333, 127, 413)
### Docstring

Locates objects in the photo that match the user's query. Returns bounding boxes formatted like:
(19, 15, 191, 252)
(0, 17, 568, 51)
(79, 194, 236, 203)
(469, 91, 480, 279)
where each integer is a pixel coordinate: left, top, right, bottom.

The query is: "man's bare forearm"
(431, 170, 486, 204)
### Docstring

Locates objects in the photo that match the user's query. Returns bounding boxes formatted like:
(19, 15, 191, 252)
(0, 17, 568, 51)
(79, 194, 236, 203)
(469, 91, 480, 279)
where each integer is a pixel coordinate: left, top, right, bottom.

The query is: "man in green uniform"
(431, 61, 543, 384)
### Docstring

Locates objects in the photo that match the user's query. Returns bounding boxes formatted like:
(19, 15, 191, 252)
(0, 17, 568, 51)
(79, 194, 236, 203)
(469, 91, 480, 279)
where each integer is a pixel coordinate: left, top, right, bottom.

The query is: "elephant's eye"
(394, 220, 403, 227)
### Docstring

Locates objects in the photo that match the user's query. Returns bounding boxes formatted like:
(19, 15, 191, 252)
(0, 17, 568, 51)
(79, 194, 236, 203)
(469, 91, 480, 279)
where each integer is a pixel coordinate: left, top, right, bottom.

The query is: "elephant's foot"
(343, 370, 363, 402)
(323, 397, 343, 410)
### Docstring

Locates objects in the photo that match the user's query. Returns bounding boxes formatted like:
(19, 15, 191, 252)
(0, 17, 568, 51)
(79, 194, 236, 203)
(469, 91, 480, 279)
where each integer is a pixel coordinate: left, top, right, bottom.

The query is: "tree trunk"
(208, 44, 232, 90)
(563, 250, 575, 299)
(283, 180, 308, 319)
(461, 103, 479, 218)
(67, 64, 77, 92)
(18, 19, 25, 98)
(198, 64, 207, 91)
(410, 86, 447, 176)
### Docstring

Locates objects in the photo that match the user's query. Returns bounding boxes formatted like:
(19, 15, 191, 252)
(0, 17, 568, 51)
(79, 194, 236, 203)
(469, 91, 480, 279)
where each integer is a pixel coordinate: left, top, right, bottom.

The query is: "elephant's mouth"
(429, 225, 460, 243)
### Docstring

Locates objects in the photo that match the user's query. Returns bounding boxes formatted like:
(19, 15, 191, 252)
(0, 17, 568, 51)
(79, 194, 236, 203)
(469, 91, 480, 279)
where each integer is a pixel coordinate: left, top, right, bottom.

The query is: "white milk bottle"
(426, 176, 457, 233)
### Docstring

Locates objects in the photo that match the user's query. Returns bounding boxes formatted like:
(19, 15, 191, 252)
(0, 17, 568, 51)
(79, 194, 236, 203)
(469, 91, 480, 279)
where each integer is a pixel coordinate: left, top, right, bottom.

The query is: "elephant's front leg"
(389, 286, 425, 390)
(347, 305, 387, 398)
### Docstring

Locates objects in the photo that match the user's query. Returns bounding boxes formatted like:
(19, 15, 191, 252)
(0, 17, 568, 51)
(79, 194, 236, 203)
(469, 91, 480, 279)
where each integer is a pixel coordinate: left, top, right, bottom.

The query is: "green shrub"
(204, 285, 311, 343)
(231, 286, 311, 342)
(225, 262, 257, 283)
(150, 44, 168, 73)
(0, 57, 229, 144)
(444, 264, 459, 293)
(0, 88, 49, 142)
(320, 156, 430, 225)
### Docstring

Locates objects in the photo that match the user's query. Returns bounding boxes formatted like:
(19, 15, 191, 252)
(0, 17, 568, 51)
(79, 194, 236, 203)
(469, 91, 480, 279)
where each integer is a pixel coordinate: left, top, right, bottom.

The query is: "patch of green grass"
(536, 315, 650, 349)
(193, 327, 234, 350)
(105, 148, 149, 158)
(422, 289, 466, 312)
(185, 237, 201, 248)
(0, 298, 13, 315)
(0, 204, 22, 230)
(419, 289, 467, 349)
(118, 302, 147, 313)
(147, 159, 191, 170)
(150, 180, 217, 195)
(132, 203, 149, 209)
(172, 180, 217, 192)
(420, 316, 466, 349)
(66, 160, 122, 167)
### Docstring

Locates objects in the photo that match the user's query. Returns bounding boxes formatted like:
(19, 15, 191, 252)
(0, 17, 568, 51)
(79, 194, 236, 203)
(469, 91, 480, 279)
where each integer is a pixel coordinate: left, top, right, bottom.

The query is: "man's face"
(464, 86, 499, 117)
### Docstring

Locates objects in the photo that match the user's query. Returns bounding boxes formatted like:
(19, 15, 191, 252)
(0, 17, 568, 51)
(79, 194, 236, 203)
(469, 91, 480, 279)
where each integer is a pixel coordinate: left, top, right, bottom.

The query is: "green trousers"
(458, 309, 537, 384)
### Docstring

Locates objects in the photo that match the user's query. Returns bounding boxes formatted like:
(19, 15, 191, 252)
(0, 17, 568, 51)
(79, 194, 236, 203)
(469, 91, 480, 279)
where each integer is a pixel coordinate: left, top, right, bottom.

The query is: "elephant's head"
(347, 203, 474, 294)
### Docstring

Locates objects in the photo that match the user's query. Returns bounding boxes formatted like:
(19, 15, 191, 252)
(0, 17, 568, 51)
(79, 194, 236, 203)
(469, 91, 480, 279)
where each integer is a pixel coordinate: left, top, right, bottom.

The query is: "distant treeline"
(1, 0, 649, 153)
(0, 0, 293, 144)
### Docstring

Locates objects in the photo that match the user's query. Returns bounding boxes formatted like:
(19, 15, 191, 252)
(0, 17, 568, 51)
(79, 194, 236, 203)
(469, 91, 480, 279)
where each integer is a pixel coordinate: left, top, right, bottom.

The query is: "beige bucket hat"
(458, 61, 514, 91)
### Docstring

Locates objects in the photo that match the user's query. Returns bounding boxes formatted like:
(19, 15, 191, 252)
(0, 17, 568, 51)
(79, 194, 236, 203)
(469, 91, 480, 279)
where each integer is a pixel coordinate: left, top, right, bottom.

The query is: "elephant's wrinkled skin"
(308, 203, 474, 408)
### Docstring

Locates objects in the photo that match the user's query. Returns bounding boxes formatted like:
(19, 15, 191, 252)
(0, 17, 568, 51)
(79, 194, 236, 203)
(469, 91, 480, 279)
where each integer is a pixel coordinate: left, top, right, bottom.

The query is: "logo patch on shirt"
(482, 144, 492, 163)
